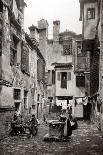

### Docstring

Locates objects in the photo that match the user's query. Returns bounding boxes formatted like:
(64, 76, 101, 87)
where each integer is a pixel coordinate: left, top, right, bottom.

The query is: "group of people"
(10, 113, 38, 137)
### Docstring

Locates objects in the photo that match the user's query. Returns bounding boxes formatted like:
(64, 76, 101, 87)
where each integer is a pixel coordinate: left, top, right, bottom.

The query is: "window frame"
(14, 89, 21, 100)
(87, 8, 95, 20)
(63, 44, 72, 55)
(61, 72, 67, 89)
(76, 75, 85, 87)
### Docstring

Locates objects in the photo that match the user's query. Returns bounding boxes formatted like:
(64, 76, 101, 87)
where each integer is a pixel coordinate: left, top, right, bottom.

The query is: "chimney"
(29, 25, 39, 42)
(38, 19, 49, 39)
(53, 20, 60, 42)
(38, 19, 49, 59)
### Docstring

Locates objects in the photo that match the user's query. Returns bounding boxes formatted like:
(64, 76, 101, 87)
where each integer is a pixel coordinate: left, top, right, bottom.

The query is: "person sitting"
(29, 115, 38, 136)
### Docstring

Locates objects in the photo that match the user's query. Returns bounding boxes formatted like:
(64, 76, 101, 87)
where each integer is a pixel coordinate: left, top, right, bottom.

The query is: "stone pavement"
(0, 121, 103, 155)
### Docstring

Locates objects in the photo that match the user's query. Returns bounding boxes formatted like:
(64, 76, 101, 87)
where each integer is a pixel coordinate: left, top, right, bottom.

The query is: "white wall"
(55, 68, 85, 98)
(56, 68, 75, 97)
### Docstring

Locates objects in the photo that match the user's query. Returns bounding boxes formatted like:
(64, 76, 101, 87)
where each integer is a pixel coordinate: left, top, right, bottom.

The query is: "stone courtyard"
(0, 121, 103, 155)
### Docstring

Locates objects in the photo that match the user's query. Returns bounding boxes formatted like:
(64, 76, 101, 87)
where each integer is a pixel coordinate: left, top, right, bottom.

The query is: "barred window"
(63, 44, 72, 55)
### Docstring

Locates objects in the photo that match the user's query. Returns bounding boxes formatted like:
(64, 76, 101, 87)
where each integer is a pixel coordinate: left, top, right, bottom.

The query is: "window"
(87, 8, 95, 20)
(14, 89, 21, 100)
(63, 44, 72, 55)
(24, 90, 28, 109)
(10, 35, 18, 66)
(15, 102, 20, 111)
(77, 41, 82, 56)
(10, 47, 17, 66)
(76, 76, 85, 87)
(21, 42, 29, 74)
(61, 72, 67, 89)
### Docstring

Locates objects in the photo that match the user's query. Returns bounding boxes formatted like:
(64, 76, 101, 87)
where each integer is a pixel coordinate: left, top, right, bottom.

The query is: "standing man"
(83, 92, 88, 121)
(87, 97, 92, 121)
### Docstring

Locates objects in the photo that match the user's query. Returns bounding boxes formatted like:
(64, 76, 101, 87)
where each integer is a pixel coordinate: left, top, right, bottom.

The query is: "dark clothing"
(67, 118, 72, 136)
(64, 117, 72, 137)
(83, 105, 87, 120)
(87, 102, 92, 120)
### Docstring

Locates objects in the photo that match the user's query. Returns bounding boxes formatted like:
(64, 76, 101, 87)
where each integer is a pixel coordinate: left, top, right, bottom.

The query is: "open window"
(87, 8, 95, 20)
(61, 72, 67, 89)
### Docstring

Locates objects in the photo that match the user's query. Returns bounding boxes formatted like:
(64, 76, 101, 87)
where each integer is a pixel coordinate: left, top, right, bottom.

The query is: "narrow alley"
(0, 120, 103, 155)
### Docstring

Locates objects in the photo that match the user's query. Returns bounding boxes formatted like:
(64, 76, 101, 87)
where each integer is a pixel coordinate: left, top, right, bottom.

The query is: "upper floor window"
(14, 89, 21, 100)
(77, 41, 82, 56)
(10, 35, 18, 66)
(76, 76, 85, 87)
(21, 42, 29, 74)
(87, 8, 95, 20)
(63, 44, 72, 55)
(61, 72, 67, 89)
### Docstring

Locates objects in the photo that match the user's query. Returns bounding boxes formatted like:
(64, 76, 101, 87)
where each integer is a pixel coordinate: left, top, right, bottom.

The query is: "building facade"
(29, 25, 46, 120)
(79, 0, 103, 128)
(37, 19, 88, 117)
(0, 0, 46, 139)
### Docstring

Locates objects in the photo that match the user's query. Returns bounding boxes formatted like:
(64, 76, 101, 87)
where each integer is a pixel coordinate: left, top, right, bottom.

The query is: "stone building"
(79, 0, 103, 128)
(0, 0, 46, 139)
(79, 0, 100, 97)
(29, 25, 46, 120)
(37, 19, 88, 118)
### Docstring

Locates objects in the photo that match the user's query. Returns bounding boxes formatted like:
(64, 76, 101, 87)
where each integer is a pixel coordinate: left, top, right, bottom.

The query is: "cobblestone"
(0, 121, 103, 155)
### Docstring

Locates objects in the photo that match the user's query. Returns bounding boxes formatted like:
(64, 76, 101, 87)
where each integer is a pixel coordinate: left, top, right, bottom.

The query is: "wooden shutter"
(68, 72, 71, 81)
(57, 72, 61, 81)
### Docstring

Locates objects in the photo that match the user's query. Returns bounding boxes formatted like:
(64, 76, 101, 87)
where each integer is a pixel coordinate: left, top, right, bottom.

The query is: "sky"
(24, 0, 82, 38)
